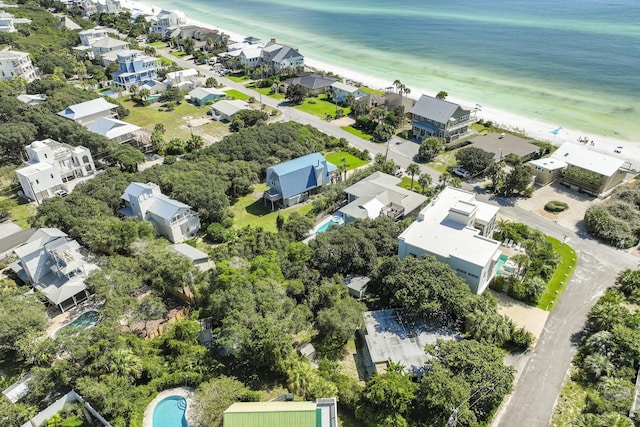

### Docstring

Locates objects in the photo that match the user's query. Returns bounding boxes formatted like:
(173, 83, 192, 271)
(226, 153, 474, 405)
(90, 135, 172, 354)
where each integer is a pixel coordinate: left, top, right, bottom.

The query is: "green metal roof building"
(223, 402, 321, 427)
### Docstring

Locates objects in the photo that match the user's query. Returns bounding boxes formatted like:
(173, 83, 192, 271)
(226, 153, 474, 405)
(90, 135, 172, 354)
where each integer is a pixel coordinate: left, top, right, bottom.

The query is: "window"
(50, 174, 54, 179)
(35, 179, 39, 184)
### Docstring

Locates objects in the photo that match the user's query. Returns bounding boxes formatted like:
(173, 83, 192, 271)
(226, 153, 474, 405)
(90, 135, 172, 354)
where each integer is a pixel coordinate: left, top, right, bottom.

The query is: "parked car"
(394, 166, 403, 177)
(54, 189, 69, 197)
(452, 168, 470, 178)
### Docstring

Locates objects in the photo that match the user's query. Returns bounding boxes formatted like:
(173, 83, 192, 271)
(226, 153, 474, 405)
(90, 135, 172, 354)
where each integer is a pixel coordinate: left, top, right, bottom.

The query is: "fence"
(146, 306, 191, 340)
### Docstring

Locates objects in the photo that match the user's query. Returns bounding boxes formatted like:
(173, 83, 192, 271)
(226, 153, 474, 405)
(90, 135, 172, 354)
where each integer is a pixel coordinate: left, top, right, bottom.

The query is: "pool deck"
(143, 387, 195, 427)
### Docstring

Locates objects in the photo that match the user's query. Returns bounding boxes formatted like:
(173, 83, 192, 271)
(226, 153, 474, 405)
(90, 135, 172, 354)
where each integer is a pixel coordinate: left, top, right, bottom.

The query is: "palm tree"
(511, 253, 530, 279)
(393, 79, 402, 94)
(403, 86, 411, 100)
(582, 354, 614, 381)
(418, 173, 432, 194)
(439, 171, 451, 187)
(406, 163, 420, 191)
(287, 359, 314, 399)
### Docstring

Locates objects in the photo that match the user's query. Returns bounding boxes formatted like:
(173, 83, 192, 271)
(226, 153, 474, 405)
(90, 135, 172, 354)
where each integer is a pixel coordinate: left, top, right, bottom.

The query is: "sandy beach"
(123, 0, 640, 171)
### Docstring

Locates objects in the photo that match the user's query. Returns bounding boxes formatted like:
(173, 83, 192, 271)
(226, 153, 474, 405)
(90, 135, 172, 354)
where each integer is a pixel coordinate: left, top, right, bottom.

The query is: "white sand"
(122, 0, 640, 171)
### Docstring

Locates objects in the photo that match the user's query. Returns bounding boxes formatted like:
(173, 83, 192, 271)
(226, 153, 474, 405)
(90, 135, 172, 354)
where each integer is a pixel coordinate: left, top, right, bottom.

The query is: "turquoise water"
(153, 396, 188, 427)
(496, 254, 509, 275)
(54, 310, 99, 338)
(146, 95, 161, 101)
(316, 215, 343, 233)
(139, 0, 639, 141)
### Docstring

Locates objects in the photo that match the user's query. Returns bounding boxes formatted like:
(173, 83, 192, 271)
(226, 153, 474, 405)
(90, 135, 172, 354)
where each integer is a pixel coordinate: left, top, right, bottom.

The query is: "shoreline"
(123, 0, 640, 171)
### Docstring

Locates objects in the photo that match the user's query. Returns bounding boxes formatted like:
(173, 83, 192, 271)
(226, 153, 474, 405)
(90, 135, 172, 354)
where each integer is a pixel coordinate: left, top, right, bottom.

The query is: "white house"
(398, 187, 501, 294)
(150, 9, 186, 35)
(238, 45, 263, 68)
(0, 49, 38, 83)
(58, 97, 118, 127)
(164, 68, 199, 88)
(189, 87, 225, 106)
(121, 182, 201, 243)
(330, 81, 368, 104)
(90, 36, 129, 57)
(0, 11, 16, 32)
(87, 117, 141, 144)
(209, 100, 248, 121)
(172, 243, 211, 272)
(78, 26, 113, 47)
(16, 94, 47, 105)
(10, 228, 98, 312)
(16, 139, 96, 203)
(261, 38, 304, 73)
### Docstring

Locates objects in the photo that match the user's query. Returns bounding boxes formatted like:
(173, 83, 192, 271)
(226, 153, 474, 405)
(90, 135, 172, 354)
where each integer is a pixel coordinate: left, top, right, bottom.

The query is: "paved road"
(480, 196, 638, 427)
(152, 49, 637, 425)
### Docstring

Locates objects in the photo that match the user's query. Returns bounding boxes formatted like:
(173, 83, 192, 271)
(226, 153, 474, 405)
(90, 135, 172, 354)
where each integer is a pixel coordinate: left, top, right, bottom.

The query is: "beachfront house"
(57, 97, 118, 127)
(120, 182, 201, 243)
(330, 81, 368, 104)
(411, 94, 476, 142)
(189, 87, 226, 106)
(239, 45, 263, 68)
(223, 399, 338, 427)
(150, 9, 186, 36)
(209, 99, 248, 121)
(261, 38, 304, 74)
(10, 228, 98, 312)
(398, 187, 501, 294)
(0, 49, 38, 83)
(111, 50, 160, 90)
(283, 74, 338, 96)
(263, 153, 336, 210)
(87, 117, 142, 144)
(528, 142, 627, 196)
(470, 133, 542, 162)
(16, 139, 96, 203)
(339, 172, 427, 223)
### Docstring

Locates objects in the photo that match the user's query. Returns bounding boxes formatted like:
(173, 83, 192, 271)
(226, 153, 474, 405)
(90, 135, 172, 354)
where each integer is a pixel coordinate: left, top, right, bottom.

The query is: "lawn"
(230, 184, 314, 232)
(427, 149, 460, 174)
(226, 73, 250, 83)
(398, 176, 428, 194)
(223, 89, 250, 101)
(245, 84, 286, 100)
(325, 152, 369, 171)
(341, 126, 372, 141)
(0, 195, 36, 228)
(121, 99, 209, 141)
(538, 237, 577, 310)
(549, 371, 588, 427)
(148, 41, 167, 47)
(159, 57, 174, 67)
(295, 97, 350, 119)
(361, 86, 384, 95)
(169, 50, 187, 58)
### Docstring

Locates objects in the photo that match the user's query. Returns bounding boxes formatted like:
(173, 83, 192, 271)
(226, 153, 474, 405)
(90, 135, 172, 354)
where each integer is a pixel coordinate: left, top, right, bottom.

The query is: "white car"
(54, 189, 69, 197)
(452, 168, 470, 178)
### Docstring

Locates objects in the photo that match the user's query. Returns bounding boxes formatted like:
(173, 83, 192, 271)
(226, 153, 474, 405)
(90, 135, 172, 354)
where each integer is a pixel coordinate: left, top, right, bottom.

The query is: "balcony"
(380, 202, 404, 220)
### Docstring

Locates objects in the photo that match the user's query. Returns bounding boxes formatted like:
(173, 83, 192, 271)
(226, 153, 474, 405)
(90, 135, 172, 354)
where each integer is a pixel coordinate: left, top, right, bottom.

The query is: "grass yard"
(122, 99, 209, 141)
(295, 96, 350, 119)
(159, 57, 174, 67)
(361, 86, 384, 95)
(0, 196, 36, 228)
(226, 74, 250, 83)
(148, 41, 167, 47)
(398, 176, 428, 194)
(169, 50, 187, 58)
(245, 84, 286, 100)
(341, 126, 372, 141)
(230, 184, 314, 232)
(325, 152, 369, 170)
(427, 149, 460, 174)
(537, 237, 577, 310)
(223, 89, 250, 100)
(549, 372, 588, 427)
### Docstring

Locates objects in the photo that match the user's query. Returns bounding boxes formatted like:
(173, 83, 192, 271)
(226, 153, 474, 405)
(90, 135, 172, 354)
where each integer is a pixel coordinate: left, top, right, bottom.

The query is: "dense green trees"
(455, 146, 495, 175)
(285, 84, 308, 104)
(584, 181, 640, 248)
(418, 137, 444, 162)
(0, 288, 47, 359)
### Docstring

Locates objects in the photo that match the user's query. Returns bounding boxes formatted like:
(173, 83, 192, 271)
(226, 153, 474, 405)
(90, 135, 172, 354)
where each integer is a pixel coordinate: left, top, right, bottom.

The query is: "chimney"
(270, 37, 276, 44)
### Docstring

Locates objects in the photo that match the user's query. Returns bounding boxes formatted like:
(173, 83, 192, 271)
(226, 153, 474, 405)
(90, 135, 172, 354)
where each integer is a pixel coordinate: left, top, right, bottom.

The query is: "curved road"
(152, 47, 638, 425)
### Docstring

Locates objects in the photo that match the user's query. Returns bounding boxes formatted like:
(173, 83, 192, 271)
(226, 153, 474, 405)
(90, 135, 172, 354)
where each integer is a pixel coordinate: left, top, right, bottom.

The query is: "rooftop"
(58, 98, 117, 121)
(550, 142, 625, 176)
(211, 99, 249, 117)
(87, 117, 140, 139)
(410, 94, 466, 123)
(470, 133, 541, 159)
(172, 243, 208, 261)
(331, 81, 361, 93)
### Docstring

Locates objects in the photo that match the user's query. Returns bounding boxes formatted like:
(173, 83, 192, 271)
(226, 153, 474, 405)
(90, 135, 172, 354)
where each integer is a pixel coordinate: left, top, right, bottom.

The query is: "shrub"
(443, 139, 472, 152)
(545, 200, 569, 213)
(489, 276, 508, 292)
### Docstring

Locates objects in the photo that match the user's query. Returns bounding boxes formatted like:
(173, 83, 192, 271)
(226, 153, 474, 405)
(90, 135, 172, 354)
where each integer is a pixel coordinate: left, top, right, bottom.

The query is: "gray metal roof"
(410, 94, 463, 123)
(57, 98, 117, 120)
(172, 243, 208, 261)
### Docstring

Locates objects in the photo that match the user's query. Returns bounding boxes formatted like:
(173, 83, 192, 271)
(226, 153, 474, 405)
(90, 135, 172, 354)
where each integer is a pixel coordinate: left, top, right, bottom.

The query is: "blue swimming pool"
(316, 215, 344, 233)
(153, 396, 188, 427)
(495, 254, 509, 275)
(53, 310, 99, 339)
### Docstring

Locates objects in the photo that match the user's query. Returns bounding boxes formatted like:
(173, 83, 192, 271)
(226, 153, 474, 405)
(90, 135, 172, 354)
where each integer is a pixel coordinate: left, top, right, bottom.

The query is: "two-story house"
(90, 36, 129, 58)
(58, 97, 118, 127)
(0, 49, 38, 83)
(111, 50, 160, 90)
(0, 11, 16, 33)
(261, 38, 304, 74)
(16, 139, 96, 203)
(150, 9, 186, 36)
(398, 187, 501, 294)
(330, 81, 368, 104)
(10, 228, 98, 312)
(121, 182, 201, 243)
(411, 94, 476, 142)
(78, 26, 113, 46)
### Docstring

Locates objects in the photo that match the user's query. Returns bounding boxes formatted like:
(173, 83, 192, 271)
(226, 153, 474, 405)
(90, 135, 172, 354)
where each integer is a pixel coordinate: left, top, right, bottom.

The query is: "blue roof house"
(111, 50, 160, 90)
(264, 153, 337, 210)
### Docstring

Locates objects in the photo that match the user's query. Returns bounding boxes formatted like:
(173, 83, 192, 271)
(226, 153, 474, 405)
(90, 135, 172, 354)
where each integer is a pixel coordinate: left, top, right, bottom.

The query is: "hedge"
(545, 200, 569, 213)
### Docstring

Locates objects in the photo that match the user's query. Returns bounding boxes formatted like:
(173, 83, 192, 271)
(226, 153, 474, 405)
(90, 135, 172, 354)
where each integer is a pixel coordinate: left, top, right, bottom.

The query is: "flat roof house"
(339, 172, 427, 223)
(16, 139, 96, 203)
(10, 228, 98, 312)
(58, 97, 118, 127)
(263, 153, 336, 210)
(0, 11, 16, 32)
(398, 187, 501, 294)
(529, 142, 627, 196)
(121, 182, 200, 243)
(223, 399, 338, 427)
(165, 68, 199, 89)
(411, 94, 476, 142)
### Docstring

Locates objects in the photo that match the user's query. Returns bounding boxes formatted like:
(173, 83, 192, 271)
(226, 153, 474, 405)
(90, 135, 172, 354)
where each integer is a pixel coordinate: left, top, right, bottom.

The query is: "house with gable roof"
(330, 81, 368, 104)
(90, 36, 129, 57)
(150, 9, 186, 36)
(411, 94, 476, 142)
(58, 97, 117, 126)
(10, 228, 98, 312)
(87, 117, 141, 144)
(398, 187, 501, 294)
(283, 74, 338, 96)
(209, 99, 249, 121)
(263, 153, 336, 210)
(261, 38, 304, 73)
(121, 182, 200, 243)
(189, 87, 226, 106)
(111, 50, 160, 90)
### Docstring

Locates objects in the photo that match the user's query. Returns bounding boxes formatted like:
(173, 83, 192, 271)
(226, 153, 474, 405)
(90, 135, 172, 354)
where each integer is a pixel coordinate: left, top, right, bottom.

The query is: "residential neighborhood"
(0, 2, 638, 427)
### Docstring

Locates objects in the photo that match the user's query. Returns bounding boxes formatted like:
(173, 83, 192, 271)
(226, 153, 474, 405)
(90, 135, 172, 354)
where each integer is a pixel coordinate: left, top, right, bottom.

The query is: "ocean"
(141, 0, 640, 141)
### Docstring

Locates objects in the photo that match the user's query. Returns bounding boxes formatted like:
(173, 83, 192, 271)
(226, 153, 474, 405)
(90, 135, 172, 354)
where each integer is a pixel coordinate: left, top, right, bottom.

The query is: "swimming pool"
(315, 215, 344, 233)
(495, 254, 509, 275)
(146, 95, 161, 102)
(153, 396, 188, 427)
(53, 310, 99, 339)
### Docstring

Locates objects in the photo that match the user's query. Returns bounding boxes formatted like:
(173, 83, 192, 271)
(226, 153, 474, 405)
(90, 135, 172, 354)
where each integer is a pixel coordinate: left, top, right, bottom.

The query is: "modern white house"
(411, 94, 476, 142)
(121, 182, 201, 243)
(0, 11, 16, 32)
(165, 68, 199, 88)
(330, 81, 368, 104)
(87, 117, 141, 144)
(238, 45, 263, 68)
(16, 139, 96, 203)
(78, 26, 112, 46)
(16, 93, 47, 105)
(10, 228, 98, 312)
(150, 9, 186, 36)
(339, 172, 427, 223)
(111, 50, 160, 90)
(398, 187, 501, 294)
(0, 49, 38, 83)
(209, 99, 248, 121)
(58, 98, 118, 127)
